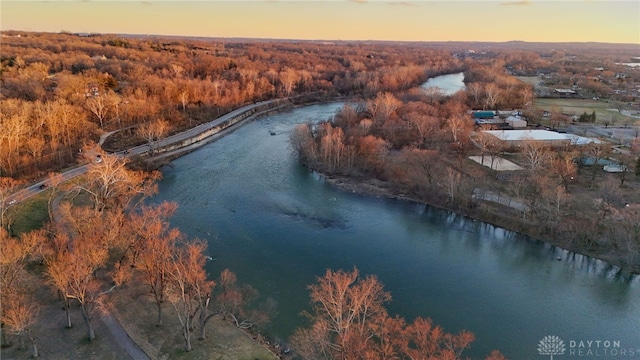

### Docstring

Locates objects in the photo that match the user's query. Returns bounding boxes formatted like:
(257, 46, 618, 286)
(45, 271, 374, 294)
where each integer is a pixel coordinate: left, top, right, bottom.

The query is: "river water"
(421, 72, 466, 95)
(150, 101, 640, 358)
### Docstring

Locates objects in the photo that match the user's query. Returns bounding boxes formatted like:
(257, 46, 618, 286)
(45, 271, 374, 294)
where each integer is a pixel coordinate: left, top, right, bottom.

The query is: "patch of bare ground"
(1, 268, 130, 360)
(1, 269, 278, 360)
(109, 273, 278, 360)
(101, 128, 146, 153)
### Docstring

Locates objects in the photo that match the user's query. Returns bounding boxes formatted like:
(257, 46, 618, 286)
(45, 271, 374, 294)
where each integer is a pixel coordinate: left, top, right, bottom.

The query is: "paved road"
(5, 99, 280, 207)
(50, 189, 150, 360)
(4, 98, 281, 359)
(102, 315, 149, 360)
(6, 165, 89, 205)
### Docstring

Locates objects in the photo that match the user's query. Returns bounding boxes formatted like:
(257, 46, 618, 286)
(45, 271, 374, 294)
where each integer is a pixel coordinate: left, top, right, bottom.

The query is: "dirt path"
(51, 191, 150, 360)
(101, 314, 149, 360)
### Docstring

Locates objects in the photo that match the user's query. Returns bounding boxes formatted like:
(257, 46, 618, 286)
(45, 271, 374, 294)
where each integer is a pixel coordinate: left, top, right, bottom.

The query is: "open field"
(0, 270, 131, 360)
(111, 277, 279, 360)
(533, 98, 640, 126)
(0, 270, 279, 360)
(7, 192, 50, 235)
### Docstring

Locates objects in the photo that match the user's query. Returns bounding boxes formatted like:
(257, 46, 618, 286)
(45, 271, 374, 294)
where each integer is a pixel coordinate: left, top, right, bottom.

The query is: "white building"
(484, 130, 600, 147)
(505, 116, 527, 128)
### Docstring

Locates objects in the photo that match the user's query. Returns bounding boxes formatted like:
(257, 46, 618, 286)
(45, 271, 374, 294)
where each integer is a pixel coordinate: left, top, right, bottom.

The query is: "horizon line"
(3, 29, 639, 46)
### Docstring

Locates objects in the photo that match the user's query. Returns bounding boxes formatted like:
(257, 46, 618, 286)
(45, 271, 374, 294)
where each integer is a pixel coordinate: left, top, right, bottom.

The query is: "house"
(471, 111, 503, 127)
(85, 83, 100, 97)
(554, 88, 577, 96)
(505, 116, 527, 128)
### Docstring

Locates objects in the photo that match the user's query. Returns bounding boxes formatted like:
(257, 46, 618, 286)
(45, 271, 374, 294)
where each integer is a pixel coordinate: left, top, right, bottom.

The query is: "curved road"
(5, 99, 281, 207)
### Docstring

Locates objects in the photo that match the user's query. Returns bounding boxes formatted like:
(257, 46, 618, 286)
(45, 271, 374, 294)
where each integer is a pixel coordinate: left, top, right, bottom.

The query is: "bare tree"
(467, 82, 483, 106)
(166, 240, 214, 352)
(136, 119, 171, 155)
(586, 142, 612, 188)
(402, 147, 441, 190)
(178, 88, 189, 112)
(483, 83, 500, 110)
(44, 232, 74, 329)
(291, 268, 482, 360)
(79, 145, 160, 212)
(2, 292, 40, 357)
(292, 268, 391, 359)
(0, 228, 45, 350)
(85, 94, 110, 129)
(0, 177, 23, 230)
(548, 151, 577, 193)
(446, 114, 471, 144)
(280, 68, 300, 96)
(290, 123, 319, 166)
(213, 269, 275, 333)
(377, 92, 402, 122)
(45, 214, 120, 342)
(131, 202, 180, 327)
(406, 113, 439, 149)
(446, 167, 461, 204)
(521, 86, 534, 109)
(520, 140, 550, 172)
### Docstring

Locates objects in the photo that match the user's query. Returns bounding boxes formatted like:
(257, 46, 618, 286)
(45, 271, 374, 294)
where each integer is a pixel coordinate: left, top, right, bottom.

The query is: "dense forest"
(1, 31, 639, 359)
(6, 32, 631, 179)
(1, 31, 466, 178)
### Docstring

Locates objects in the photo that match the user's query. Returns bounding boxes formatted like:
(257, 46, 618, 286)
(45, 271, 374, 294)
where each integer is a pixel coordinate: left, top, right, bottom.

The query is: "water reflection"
(152, 102, 640, 359)
(421, 72, 466, 95)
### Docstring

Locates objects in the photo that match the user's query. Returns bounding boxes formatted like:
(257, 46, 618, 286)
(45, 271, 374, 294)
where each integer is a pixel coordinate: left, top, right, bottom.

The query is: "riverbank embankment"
(321, 173, 638, 276)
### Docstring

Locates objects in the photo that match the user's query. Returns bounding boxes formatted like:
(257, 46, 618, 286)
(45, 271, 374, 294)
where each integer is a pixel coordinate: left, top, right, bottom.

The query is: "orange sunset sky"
(1, 1, 639, 44)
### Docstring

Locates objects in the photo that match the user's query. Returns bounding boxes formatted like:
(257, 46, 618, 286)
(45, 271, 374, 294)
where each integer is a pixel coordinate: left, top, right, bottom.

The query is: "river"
(150, 102, 640, 358)
(421, 72, 466, 95)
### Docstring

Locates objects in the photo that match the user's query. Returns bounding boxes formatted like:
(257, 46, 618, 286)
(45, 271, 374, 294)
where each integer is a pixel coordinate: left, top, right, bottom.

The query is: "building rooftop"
(484, 130, 601, 145)
(472, 111, 496, 119)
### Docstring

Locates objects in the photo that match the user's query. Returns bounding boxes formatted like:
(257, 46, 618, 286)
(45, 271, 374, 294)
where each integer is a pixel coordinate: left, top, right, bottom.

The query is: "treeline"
(1, 31, 463, 179)
(0, 148, 274, 356)
(463, 60, 534, 110)
(291, 92, 478, 210)
(484, 45, 640, 102)
(292, 91, 640, 271)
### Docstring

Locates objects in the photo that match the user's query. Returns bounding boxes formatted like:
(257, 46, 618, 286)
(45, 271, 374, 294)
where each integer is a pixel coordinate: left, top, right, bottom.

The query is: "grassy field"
(533, 98, 640, 125)
(0, 270, 279, 360)
(111, 277, 279, 360)
(8, 192, 50, 235)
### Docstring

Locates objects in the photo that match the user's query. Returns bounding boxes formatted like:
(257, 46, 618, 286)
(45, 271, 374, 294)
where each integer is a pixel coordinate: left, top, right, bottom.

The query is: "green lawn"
(533, 98, 638, 125)
(9, 193, 50, 235)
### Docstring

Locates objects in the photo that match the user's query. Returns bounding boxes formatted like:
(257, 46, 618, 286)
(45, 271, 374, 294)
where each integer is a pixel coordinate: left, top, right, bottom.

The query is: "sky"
(1, 0, 639, 44)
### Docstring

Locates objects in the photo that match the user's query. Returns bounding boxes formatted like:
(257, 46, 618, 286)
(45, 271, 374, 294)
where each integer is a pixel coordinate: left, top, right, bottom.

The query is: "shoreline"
(131, 95, 637, 277)
(320, 173, 638, 277)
